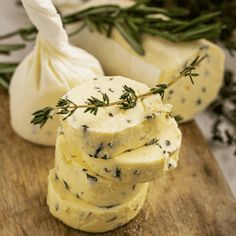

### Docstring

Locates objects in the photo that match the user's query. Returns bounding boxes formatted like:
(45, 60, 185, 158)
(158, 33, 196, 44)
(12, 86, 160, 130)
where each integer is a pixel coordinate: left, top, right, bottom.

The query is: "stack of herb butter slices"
(47, 76, 182, 233)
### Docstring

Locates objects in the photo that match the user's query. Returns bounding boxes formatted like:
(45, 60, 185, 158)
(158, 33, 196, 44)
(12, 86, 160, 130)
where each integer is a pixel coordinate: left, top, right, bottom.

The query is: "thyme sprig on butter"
(31, 55, 204, 127)
(0, 2, 222, 55)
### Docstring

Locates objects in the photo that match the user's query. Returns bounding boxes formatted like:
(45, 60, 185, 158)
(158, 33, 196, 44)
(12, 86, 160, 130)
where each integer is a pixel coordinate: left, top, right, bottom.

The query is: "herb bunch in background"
(0, 1, 223, 55)
(151, 0, 236, 154)
(154, 0, 236, 54)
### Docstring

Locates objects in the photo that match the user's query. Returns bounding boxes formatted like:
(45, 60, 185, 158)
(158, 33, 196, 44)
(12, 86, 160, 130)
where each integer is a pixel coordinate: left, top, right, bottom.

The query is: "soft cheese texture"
(48, 76, 182, 232)
(47, 170, 149, 233)
(61, 76, 172, 158)
(59, 0, 225, 122)
(9, 0, 103, 146)
(64, 115, 181, 183)
(55, 131, 145, 206)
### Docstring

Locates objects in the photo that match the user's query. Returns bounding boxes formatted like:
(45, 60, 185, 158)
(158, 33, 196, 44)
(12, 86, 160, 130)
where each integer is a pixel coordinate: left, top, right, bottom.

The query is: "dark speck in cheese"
(63, 180, 70, 190)
(94, 143, 104, 158)
(98, 204, 120, 209)
(145, 113, 156, 120)
(81, 124, 89, 133)
(114, 167, 122, 179)
(55, 173, 59, 181)
(106, 216, 117, 222)
(104, 167, 111, 173)
(55, 203, 59, 211)
(196, 99, 202, 105)
(165, 140, 171, 146)
(86, 173, 98, 182)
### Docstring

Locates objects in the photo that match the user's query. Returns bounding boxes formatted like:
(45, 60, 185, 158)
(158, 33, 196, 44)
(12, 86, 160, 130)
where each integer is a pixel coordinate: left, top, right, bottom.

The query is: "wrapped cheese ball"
(9, 0, 103, 146)
(55, 0, 225, 122)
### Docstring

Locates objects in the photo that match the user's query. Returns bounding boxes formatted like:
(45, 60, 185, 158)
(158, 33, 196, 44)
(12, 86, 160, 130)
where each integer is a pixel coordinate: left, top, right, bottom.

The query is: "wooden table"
(1, 89, 236, 236)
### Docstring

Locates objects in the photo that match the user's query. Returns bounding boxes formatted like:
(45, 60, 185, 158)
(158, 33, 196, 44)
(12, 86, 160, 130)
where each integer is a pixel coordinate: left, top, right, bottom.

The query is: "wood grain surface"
(0, 89, 236, 236)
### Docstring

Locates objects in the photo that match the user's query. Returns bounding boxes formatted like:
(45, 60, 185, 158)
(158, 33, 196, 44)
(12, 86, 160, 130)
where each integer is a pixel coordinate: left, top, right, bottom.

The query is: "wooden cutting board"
(0, 89, 236, 236)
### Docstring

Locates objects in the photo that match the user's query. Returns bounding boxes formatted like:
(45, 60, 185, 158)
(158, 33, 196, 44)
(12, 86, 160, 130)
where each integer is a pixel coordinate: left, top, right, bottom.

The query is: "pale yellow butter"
(64, 116, 181, 183)
(47, 169, 149, 233)
(55, 132, 145, 206)
(61, 76, 172, 159)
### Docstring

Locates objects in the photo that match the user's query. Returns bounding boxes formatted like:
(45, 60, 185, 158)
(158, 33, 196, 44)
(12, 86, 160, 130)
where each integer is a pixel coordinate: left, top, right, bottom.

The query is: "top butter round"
(61, 76, 172, 159)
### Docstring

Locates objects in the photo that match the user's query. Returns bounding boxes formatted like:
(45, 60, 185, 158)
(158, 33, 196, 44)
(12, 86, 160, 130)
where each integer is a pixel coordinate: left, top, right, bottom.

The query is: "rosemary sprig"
(0, 44, 25, 55)
(156, 0, 236, 54)
(31, 55, 204, 127)
(0, 2, 222, 55)
(0, 62, 19, 90)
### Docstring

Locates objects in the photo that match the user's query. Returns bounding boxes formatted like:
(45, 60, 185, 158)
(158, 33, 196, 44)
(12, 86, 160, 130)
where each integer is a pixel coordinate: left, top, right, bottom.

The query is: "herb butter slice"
(61, 76, 172, 159)
(55, 131, 145, 206)
(47, 169, 148, 233)
(63, 115, 181, 183)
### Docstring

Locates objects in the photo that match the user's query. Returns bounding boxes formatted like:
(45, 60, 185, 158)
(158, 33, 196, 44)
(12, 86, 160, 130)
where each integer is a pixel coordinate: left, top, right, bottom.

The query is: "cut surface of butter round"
(9, 0, 103, 146)
(61, 76, 172, 158)
(47, 169, 148, 233)
(64, 0, 225, 122)
(62, 115, 181, 183)
(55, 132, 145, 206)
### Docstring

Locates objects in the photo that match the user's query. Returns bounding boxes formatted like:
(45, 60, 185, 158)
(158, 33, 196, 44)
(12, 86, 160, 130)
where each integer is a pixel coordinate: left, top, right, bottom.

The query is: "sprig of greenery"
(31, 107, 54, 128)
(156, 0, 236, 54)
(119, 85, 138, 110)
(0, 62, 19, 90)
(0, 44, 25, 55)
(84, 93, 110, 115)
(0, 2, 223, 56)
(31, 55, 204, 128)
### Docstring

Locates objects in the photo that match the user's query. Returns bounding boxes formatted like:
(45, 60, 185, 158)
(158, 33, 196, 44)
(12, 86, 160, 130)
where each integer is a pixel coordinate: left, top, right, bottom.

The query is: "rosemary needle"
(0, 2, 222, 55)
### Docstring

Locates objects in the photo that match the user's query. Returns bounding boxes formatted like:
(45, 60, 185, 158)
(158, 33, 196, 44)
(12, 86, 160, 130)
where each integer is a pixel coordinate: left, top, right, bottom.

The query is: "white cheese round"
(47, 169, 149, 233)
(9, 0, 104, 146)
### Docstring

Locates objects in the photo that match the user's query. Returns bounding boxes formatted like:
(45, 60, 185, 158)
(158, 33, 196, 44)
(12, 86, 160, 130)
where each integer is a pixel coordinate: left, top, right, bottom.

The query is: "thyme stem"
(31, 55, 205, 127)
